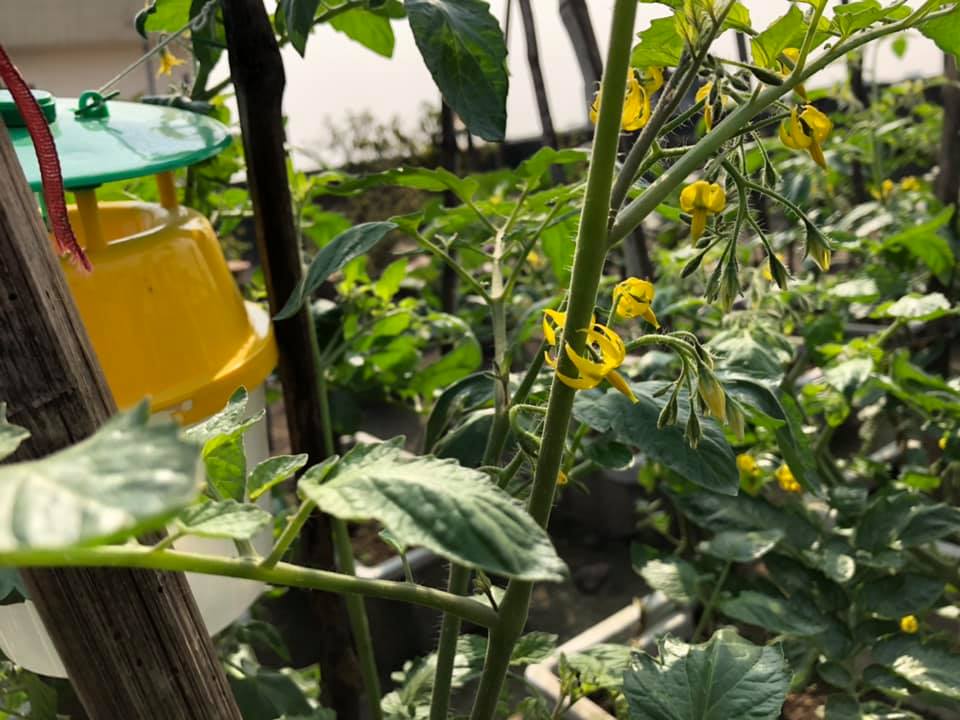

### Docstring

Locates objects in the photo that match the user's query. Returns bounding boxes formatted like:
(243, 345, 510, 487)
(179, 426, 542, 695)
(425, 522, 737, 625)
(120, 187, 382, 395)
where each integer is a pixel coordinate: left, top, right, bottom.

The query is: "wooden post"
(0, 122, 241, 718)
(220, 1, 362, 714)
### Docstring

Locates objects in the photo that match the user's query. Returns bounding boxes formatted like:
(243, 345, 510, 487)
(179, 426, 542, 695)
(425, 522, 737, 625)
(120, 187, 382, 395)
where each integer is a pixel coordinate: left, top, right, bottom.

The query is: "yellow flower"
(680, 180, 726, 243)
(779, 48, 806, 99)
(526, 250, 546, 270)
(940, 434, 949, 451)
(590, 73, 651, 132)
(775, 464, 802, 493)
(901, 176, 921, 192)
(779, 105, 833, 169)
(157, 48, 185, 77)
(872, 178, 895, 201)
(762, 253, 786, 282)
(640, 66, 664, 95)
(697, 368, 726, 422)
(900, 614, 919, 634)
(557, 470, 569, 486)
(613, 277, 659, 328)
(542, 310, 637, 403)
(696, 82, 715, 131)
(736, 453, 759, 475)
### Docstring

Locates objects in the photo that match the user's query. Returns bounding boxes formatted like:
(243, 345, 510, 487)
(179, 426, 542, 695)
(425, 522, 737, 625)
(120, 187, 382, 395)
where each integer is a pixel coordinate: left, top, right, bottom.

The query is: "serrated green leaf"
(299, 439, 566, 581)
(510, 632, 557, 666)
(873, 636, 960, 700)
(248, 454, 309, 501)
(183, 387, 261, 446)
(276, 222, 397, 320)
(0, 403, 29, 461)
(0, 402, 199, 550)
(698, 529, 783, 563)
(573, 384, 738, 496)
(719, 591, 829, 636)
(405, 0, 508, 141)
(623, 629, 790, 720)
(177, 499, 272, 540)
(752, 6, 805, 68)
(631, 17, 684, 68)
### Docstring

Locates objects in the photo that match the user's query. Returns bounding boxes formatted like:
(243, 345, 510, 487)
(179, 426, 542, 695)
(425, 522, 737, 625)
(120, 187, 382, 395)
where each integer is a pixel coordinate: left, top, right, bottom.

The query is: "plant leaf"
(719, 591, 829, 637)
(0, 402, 200, 550)
(623, 629, 790, 720)
(329, 8, 396, 57)
(573, 384, 738, 496)
(404, 0, 508, 141)
(873, 636, 960, 700)
(632, 547, 701, 604)
(857, 574, 944, 619)
(279, 0, 322, 56)
(276, 222, 397, 320)
(248, 454, 309, 501)
(177, 499, 272, 540)
(698, 529, 783, 563)
(298, 439, 566, 581)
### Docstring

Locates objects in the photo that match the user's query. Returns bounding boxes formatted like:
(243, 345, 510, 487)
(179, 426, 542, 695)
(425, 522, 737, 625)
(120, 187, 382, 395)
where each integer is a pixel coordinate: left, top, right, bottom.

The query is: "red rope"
(0, 44, 91, 271)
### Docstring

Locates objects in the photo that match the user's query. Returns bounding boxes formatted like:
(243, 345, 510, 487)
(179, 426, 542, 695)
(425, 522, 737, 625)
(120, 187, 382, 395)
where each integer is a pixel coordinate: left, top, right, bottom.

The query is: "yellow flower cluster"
(900, 614, 919, 634)
(157, 49, 185, 77)
(736, 453, 759, 475)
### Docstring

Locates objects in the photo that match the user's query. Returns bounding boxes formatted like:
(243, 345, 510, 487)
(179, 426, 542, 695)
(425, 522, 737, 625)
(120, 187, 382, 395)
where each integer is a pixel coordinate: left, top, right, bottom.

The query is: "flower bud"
(697, 367, 727, 422)
(685, 408, 702, 449)
(658, 391, 679, 429)
(718, 259, 741, 311)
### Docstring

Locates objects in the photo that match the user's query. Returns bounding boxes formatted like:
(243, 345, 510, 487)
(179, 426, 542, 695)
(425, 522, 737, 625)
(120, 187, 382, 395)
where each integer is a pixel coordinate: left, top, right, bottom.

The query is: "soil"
(351, 522, 397, 566)
(781, 691, 827, 719)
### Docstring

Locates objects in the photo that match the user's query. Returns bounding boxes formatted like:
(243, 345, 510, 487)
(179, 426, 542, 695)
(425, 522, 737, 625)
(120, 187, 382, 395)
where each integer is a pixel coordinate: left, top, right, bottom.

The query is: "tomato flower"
(779, 105, 833, 169)
(590, 72, 651, 132)
(612, 277, 659, 328)
(775, 464, 802, 493)
(899, 614, 919, 634)
(900, 176, 921, 192)
(157, 49, 185, 77)
(542, 310, 637, 403)
(680, 180, 726, 243)
(736, 453, 759, 475)
(696, 83, 715, 131)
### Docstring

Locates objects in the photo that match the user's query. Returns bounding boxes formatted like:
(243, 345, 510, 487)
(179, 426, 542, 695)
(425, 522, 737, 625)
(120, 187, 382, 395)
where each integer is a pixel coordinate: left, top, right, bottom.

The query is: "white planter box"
(525, 593, 690, 719)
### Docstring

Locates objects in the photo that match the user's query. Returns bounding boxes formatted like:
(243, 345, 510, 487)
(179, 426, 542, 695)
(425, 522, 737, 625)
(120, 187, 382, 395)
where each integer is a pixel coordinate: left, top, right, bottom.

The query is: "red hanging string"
(0, 44, 91, 272)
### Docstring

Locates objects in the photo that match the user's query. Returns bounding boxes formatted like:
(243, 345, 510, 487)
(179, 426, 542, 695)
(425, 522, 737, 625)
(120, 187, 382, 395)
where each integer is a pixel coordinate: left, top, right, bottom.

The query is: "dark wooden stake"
(0, 122, 241, 719)
(220, 1, 361, 715)
(559, 0, 603, 112)
(517, 0, 560, 152)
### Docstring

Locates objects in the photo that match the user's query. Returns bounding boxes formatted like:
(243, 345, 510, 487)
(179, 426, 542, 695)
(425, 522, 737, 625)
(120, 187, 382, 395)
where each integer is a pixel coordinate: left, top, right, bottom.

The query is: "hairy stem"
(468, 1, 639, 716)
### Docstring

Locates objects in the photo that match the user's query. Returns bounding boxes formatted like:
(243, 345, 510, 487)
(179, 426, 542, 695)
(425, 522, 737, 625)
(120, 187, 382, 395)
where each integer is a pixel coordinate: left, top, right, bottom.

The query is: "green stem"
(468, 2, 639, 717)
(608, 6, 946, 247)
(693, 560, 731, 641)
(333, 519, 383, 720)
(431, 201, 521, 716)
(262, 499, 316, 568)
(0, 546, 498, 627)
(315, 337, 382, 719)
(429, 564, 472, 720)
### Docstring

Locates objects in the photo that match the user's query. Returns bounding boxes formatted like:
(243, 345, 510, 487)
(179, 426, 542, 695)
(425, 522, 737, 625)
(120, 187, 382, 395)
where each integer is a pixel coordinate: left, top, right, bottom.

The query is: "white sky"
(217, 1, 945, 167)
